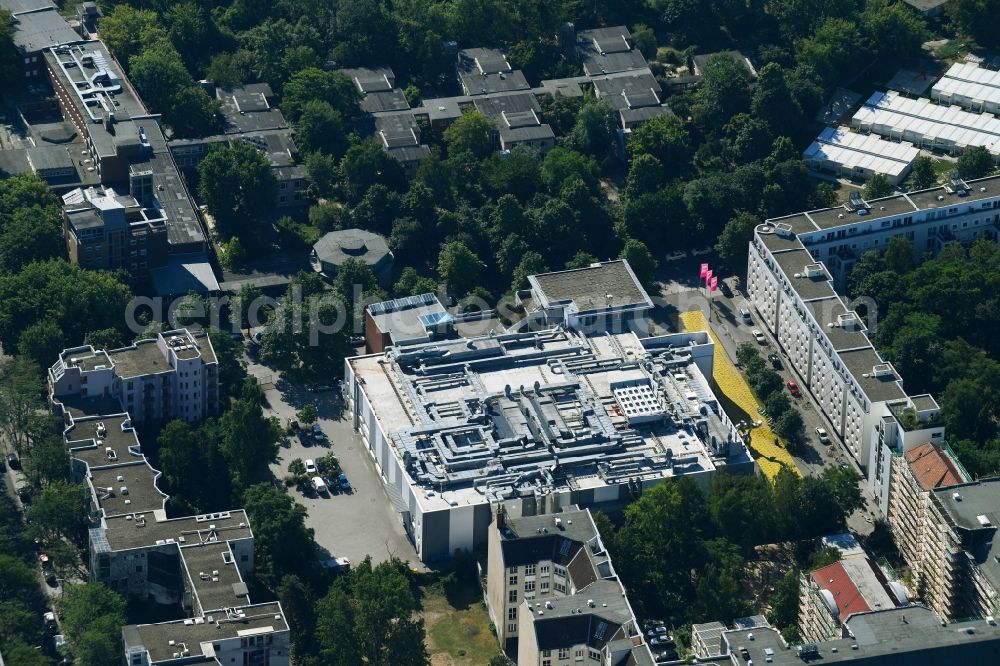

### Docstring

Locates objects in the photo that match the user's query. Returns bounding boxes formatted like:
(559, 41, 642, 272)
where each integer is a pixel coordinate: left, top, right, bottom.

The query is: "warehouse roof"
(529, 260, 652, 313)
(804, 126, 919, 179)
(4, 4, 81, 53)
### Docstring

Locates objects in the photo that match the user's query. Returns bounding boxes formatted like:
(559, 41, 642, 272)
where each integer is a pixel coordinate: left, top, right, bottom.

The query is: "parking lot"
(247, 357, 423, 570)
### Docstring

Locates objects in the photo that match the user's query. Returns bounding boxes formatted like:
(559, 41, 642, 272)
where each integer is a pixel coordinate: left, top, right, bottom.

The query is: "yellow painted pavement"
(678, 311, 800, 481)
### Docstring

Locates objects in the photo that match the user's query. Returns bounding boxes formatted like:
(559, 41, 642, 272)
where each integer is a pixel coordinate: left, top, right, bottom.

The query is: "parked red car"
(786, 380, 800, 397)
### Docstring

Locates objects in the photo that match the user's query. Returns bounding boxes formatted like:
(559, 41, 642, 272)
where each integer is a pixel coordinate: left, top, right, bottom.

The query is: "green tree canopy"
(957, 146, 995, 180)
(198, 143, 278, 239)
(443, 111, 494, 159)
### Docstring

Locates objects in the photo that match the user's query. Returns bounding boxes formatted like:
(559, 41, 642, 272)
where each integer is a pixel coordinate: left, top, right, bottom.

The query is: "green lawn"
(421, 584, 503, 666)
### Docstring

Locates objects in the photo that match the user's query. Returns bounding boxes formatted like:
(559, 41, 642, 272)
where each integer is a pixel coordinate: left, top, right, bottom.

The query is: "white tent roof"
(803, 126, 918, 177)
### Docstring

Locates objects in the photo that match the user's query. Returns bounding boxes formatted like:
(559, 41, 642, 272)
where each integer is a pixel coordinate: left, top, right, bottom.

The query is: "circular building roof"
(312, 228, 391, 268)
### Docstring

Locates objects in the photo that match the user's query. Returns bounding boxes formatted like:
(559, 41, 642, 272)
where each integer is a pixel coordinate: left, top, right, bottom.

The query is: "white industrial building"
(851, 90, 1000, 158)
(803, 126, 919, 185)
(345, 267, 754, 563)
(746, 174, 1000, 515)
(931, 62, 1000, 115)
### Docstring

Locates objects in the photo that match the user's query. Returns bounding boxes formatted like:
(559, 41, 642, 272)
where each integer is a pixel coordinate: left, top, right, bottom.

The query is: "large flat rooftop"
(101, 509, 252, 552)
(65, 414, 140, 468)
(90, 461, 165, 516)
(933, 478, 1000, 593)
(181, 542, 250, 613)
(801, 298, 871, 352)
(771, 249, 837, 302)
(838, 347, 906, 403)
(125, 602, 287, 663)
(349, 328, 751, 513)
(530, 260, 652, 312)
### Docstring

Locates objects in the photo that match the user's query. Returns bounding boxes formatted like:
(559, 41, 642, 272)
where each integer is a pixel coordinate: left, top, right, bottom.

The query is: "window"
(589, 649, 600, 661)
(508, 566, 518, 574)
(540, 565, 550, 575)
(559, 648, 569, 659)
(525, 564, 536, 575)
(509, 575, 518, 586)
(543, 660, 551, 666)
(508, 590, 517, 603)
(507, 622, 517, 633)
(508, 607, 517, 620)
(524, 580, 535, 592)
(541, 581, 549, 592)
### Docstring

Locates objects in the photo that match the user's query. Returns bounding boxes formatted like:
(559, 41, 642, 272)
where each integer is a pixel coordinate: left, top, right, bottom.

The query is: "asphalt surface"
(248, 355, 424, 570)
(655, 255, 879, 535)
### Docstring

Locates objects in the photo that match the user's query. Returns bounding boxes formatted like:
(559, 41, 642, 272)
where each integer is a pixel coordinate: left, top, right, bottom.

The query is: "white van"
(311, 476, 328, 495)
(740, 307, 752, 323)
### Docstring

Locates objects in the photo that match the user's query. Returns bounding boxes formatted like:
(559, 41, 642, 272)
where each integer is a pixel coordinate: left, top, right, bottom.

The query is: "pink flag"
(710, 277, 718, 292)
(705, 269, 713, 284)
(699, 263, 708, 279)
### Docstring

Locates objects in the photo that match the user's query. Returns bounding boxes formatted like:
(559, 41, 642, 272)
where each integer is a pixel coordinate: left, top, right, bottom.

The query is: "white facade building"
(744, 175, 1000, 514)
(931, 62, 1000, 115)
(345, 323, 753, 563)
(803, 126, 919, 185)
(49, 328, 219, 424)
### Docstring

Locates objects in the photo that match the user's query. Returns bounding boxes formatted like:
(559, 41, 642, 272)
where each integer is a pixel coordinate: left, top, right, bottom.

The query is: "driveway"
(248, 356, 424, 569)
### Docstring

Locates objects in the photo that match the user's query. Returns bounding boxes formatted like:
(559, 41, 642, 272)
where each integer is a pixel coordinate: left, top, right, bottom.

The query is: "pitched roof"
(904, 442, 966, 491)
(811, 561, 870, 619)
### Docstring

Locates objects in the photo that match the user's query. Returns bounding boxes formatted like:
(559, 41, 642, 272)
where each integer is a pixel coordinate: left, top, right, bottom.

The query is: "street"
(655, 255, 879, 534)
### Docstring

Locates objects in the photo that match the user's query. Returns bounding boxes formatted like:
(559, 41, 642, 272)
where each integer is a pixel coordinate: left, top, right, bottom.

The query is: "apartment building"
(485, 506, 654, 665)
(49, 345, 289, 666)
(799, 557, 901, 643)
(0, 0, 81, 81)
(745, 175, 1000, 512)
(61, 184, 169, 277)
(718, 606, 1000, 665)
(49, 328, 220, 425)
(887, 442, 969, 610)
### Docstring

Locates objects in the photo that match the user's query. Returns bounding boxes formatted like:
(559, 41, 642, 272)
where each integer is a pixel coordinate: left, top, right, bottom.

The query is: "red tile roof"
(904, 442, 965, 492)
(811, 561, 870, 620)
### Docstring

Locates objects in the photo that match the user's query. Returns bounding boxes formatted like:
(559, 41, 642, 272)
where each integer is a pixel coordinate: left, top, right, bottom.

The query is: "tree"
(695, 53, 753, 130)
(0, 260, 132, 361)
(443, 111, 494, 159)
(339, 140, 407, 203)
(511, 251, 547, 292)
(315, 557, 430, 666)
(631, 23, 657, 59)
(296, 404, 318, 425)
(296, 100, 348, 157)
(768, 570, 801, 635)
(26, 436, 69, 488)
(0, 206, 64, 272)
(97, 6, 166, 68)
(860, 0, 928, 60)
(0, 356, 45, 457)
(540, 147, 598, 192)
(627, 116, 692, 176)
(394, 267, 438, 297)
(957, 146, 995, 180)
(863, 174, 894, 199)
(167, 85, 224, 139)
(751, 63, 802, 133)
(27, 482, 90, 546)
(0, 10, 19, 86)
(0, 554, 38, 603)
(620, 239, 657, 287)
(0, 640, 49, 666)
(219, 392, 281, 494)
(438, 241, 484, 296)
(715, 212, 759, 269)
(565, 251, 599, 270)
(947, 0, 1000, 49)
(243, 483, 316, 588)
(282, 68, 359, 121)
(198, 143, 278, 239)
(907, 155, 937, 191)
(57, 583, 126, 666)
(774, 409, 804, 443)
(796, 18, 866, 87)
(565, 99, 617, 159)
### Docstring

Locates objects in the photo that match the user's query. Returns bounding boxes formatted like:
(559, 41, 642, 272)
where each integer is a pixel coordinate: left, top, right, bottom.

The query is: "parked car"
(739, 646, 750, 660)
(229, 331, 245, 342)
(768, 354, 783, 370)
(7, 453, 20, 470)
(650, 635, 674, 647)
(786, 380, 800, 397)
(338, 473, 351, 493)
(312, 424, 326, 442)
(321, 556, 351, 573)
(304, 459, 317, 475)
(752, 329, 766, 344)
(311, 476, 329, 495)
(740, 306, 752, 323)
(816, 427, 831, 444)
(323, 475, 340, 494)
(298, 431, 311, 447)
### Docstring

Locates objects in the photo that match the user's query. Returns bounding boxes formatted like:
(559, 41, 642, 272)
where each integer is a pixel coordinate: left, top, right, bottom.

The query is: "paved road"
(655, 256, 878, 534)
(247, 356, 424, 570)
